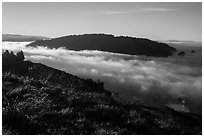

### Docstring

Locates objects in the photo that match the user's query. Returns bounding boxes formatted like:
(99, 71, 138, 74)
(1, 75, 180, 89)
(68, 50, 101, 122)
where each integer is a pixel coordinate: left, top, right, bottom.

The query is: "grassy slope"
(2, 51, 201, 135)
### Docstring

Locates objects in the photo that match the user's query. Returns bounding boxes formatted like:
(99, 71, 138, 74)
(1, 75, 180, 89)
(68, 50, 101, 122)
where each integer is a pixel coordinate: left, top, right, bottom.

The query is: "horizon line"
(2, 33, 202, 43)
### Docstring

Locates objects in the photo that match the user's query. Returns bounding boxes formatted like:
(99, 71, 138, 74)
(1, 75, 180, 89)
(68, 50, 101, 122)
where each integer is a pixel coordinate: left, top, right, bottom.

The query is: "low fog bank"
(3, 42, 202, 113)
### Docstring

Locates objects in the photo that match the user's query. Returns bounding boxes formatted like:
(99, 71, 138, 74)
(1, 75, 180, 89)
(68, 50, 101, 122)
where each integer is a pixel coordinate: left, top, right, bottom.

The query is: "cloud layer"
(142, 8, 177, 12)
(2, 42, 202, 113)
(83, 7, 177, 15)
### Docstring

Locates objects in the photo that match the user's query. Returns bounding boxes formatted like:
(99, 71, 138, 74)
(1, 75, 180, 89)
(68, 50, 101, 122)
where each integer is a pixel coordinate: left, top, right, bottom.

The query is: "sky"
(2, 2, 202, 41)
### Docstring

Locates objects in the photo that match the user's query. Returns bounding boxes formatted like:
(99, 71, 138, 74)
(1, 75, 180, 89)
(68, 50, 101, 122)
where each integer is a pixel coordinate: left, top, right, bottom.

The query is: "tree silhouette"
(2, 50, 27, 74)
(16, 50, 25, 61)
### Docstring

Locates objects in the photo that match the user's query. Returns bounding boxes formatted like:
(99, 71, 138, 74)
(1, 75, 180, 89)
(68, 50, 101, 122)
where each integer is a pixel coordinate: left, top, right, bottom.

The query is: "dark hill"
(27, 34, 176, 57)
(2, 50, 201, 135)
(2, 34, 50, 42)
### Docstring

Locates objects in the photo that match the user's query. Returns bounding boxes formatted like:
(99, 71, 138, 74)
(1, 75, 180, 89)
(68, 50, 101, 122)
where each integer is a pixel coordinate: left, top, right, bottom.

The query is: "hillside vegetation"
(2, 50, 201, 135)
(27, 34, 176, 57)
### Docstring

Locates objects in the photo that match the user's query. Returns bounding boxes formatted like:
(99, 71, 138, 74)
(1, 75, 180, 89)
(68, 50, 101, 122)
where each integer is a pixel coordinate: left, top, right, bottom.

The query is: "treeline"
(28, 34, 176, 57)
(2, 50, 28, 74)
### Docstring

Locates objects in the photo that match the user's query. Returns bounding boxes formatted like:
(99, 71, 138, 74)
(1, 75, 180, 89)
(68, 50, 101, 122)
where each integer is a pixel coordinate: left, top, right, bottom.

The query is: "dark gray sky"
(2, 2, 202, 41)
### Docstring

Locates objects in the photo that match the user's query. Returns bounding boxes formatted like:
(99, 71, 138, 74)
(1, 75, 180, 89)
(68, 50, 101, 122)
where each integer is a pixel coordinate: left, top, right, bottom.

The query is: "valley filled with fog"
(3, 41, 202, 114)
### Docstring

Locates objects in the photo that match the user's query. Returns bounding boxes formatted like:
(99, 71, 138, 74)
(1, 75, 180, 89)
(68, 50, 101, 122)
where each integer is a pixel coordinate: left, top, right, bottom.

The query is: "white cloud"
(83, 8, 177, 16)
(99, 10, 128, 15)
(142, 8, 177, 12)
(3, 42, 202, 113)
(84, 10, 129, 15)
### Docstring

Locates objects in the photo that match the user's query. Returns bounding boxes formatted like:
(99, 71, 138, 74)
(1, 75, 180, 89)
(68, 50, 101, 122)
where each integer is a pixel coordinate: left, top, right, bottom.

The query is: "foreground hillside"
(28, 34, 176, 57)
(2, 50, 201, 135)
(2, 34, 50, 42)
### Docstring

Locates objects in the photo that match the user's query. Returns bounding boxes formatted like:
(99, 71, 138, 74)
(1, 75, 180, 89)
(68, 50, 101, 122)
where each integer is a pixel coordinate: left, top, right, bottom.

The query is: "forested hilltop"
(27, 34, 176, 57)
(2, 50, 201, 135)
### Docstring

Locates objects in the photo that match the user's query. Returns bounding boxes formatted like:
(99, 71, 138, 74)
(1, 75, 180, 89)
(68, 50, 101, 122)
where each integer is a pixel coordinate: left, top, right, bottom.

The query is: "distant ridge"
(2, 34, 50, 42)
(158, 39, 202, 44)
(164, 40, 197, 43)
(28, 34, 177, 57)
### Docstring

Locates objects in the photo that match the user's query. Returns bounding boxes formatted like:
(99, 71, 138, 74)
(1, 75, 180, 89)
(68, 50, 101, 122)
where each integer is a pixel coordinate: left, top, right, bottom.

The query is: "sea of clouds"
(2, 42, 202, 112)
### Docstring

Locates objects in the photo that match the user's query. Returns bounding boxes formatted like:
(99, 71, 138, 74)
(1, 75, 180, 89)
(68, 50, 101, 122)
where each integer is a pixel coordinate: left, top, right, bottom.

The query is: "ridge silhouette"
(28, 34, 176, 57)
